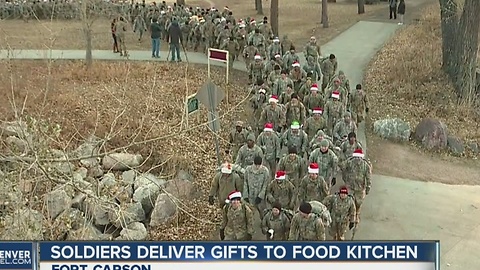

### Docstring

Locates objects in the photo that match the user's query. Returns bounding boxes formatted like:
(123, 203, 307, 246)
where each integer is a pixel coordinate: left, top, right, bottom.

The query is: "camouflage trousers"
(329, 221, 349, 240)
(351, 110, 365, 125)
(264, 158, 277, 179)
(231, 145, 242, 161)
(352, 190, 366, 224)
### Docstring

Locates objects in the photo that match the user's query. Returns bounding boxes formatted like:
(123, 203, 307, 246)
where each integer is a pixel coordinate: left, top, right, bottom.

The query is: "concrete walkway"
(1, 21, 478, 270)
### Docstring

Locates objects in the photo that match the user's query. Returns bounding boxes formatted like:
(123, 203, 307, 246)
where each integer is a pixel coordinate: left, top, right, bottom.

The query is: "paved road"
(1, 20, 478, 270)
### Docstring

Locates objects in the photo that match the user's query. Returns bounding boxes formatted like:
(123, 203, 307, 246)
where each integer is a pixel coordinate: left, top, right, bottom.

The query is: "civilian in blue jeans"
(166, 18, 183, 62)
(150, 18, 162, 58)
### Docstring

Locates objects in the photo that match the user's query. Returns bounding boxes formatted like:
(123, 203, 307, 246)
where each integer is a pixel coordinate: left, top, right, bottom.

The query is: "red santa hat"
(308, 163, 319, 174)
(275, 171, 286, 180)
(312, 107, 323, 114)
(331, 91, 340, 99)
(339, 185, 349, 194)
(264, 123, 274, 132)
(352, 148, 364, 158)
(225, 190, 242, 203)
(310, 84, 319, 91)
(250, 18, 256, 24)
(258, 88, 266, 94)
(269, 95, 279, 103)
(221, 163, 232, 174)
(254, 54, 262, 60)
(292, 61, 300, 67)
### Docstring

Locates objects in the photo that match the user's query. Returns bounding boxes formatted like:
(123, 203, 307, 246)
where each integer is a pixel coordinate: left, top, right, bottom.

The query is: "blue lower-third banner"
(0, 242, 37, 270)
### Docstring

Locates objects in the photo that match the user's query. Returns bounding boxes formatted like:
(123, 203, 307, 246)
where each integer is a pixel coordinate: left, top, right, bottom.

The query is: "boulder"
(50, 208, 88, 240)
(66, 224, 112, 240)
(134, 173, 166, 190)
(0, 208, 43, 240)
(88, 165, 104, 178)
(99, 173, 117, 193)
(116, 222, 148, 240)
(121, 170, 137, 184)
(74, 135, 102, 168)
(46, 189, 71, 219)
(164, 178, 195, 200)
(412, 118, 448, 150)
(132, 173, 166, 213)
(373, 118, 411, 142)
(447, 136, 465, 156)
(83, 197, 111, 226)
(108, 202, 145, 228)
(102, 153, 143, 171)
(149, 194, 177, 227)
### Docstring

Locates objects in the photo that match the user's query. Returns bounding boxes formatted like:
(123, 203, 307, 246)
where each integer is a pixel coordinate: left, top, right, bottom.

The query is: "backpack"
(263, 208, 294, 222)
(309, 200, 332, 227)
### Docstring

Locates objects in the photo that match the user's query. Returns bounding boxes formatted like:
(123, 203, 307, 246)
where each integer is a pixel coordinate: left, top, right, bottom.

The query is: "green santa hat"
(291, 121, 300, 129)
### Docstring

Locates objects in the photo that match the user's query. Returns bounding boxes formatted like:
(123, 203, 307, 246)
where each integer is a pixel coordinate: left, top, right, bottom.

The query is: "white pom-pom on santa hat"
(312, 107, 323, 114)
(274, 54, 281, 58)
(331, 91, 340, 99)
(225, 190, 242, 203)
(292, 61, 301, 67)
(310, 83, 319, 91)
(308, 163, 319, 174)
(258, 88, 266, 94)
(352, 148, 364, 158)
(254, 54, 262, 60)
(268, 95, 279, 103)
(275, 171, 286, 180)
(273, 37, 280, 42)
(221, 163, 232, 174)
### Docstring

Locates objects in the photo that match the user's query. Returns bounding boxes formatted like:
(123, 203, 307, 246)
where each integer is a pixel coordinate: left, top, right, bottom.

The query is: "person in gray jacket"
(166, 17, 183, 62)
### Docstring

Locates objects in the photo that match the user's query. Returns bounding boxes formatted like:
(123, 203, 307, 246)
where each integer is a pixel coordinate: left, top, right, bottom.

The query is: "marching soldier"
(323, 186, 356, 241)
(288, 202, 326, 241)
(220, 191, 255, 241)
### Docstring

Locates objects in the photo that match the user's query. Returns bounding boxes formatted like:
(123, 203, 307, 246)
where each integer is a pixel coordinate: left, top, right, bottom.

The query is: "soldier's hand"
(365, 107, 369, 113)
(331, 177, 337, 187)
(275, 158, 280, 163)
(244, 234, 253, 241)
(349, 222, 355, 230)
(208, 196, 215, 205)
(219, 229, 225, 240)
(255, 197, 262, 205)
(244, 198, 250, 203)
(366, 187, 370, 195)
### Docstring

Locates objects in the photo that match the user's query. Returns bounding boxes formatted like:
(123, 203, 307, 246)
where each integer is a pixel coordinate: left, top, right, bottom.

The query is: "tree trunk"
(271, 0, 279, 36)
(451, 0, 480, 104)
(322, 0, 329, 28)
(255, 0, 263, 14)
(439, 0, 458, 75)
(85, 28, 93, 68)
(358, 0, 365, 14)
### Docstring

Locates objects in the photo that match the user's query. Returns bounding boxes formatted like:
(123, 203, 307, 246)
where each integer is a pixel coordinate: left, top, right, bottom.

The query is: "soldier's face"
(344, 116, 350, 122)
(314, 114, 320, 119)
(339, 193, 347, 199)
(236, 126, 242, 132)
(231, 199, 241, 208)
(339, 75, 345, 80)
(349, 137, 356, 143)
(272, 208, 280, 216)
(320, 146, 328, 152)
(311, 90, 317, 96)
(292, 128, 299, 134)
(300, 212, 310, 219)
(290, 50, 295, 54)
(309, 173, 317, 179)
(247, 140, 254, 147)
(265, 131, 271, 136)
(334, 80, 340, 86)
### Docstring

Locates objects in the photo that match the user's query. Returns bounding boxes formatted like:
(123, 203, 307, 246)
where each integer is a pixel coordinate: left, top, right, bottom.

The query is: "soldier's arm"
(278, 158, 285, 171)
(288, 215, 299, 240)
(220, 205, 228, 229)
(288, 182, 296, 209)
(261, 213, 269, 235)
(349, 199, 357, 223)
(321, 177, 329, 196)
(365, 162, 372, 194)
(330, 151, 339, 179)
(332, 122, 341, 141)
(242, 171, 249, 199)
(246, 206, 255, 235)
(275, 136, 281, 160)
(297, 181, 305, 203)
(322, 195, 332, 209)
(364, 93, 370, 111)
(234, 173, 244, 193)
(301, 106, 307, 125)
(279, 108, 287, 127)
(235, 148, 243, 165)
(266, 181, 275, 203)
(301, 132, 308, 154)
(315, 219, 326, 241)
(208, 173, 220, 197)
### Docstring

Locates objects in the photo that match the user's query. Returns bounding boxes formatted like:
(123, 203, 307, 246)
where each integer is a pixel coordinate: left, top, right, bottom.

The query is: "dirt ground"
(0, 0, 384, 50)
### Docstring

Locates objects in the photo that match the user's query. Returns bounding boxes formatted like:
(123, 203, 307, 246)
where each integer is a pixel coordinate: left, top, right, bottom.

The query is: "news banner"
(1, 242, 440, 270)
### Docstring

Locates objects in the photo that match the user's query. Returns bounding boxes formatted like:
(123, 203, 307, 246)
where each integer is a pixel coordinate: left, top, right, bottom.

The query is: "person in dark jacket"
(389, 0, 397, 20)
(166, 18, 183, 62)
(150, 18, 162, 58)
(397, 0, 406, 25)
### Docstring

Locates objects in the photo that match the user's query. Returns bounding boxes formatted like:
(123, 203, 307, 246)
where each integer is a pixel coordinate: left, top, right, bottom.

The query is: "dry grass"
(365, 3, 480, 150)
(0, 60, 249, 240)
(0, 0, 384, 50)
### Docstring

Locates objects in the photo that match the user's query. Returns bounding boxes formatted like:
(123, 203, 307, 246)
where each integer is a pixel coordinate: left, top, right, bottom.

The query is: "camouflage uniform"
(267, 67, 282, 88)
(257, 131, 282, 178)
(348, 87, 369, 125)
(303, 40, 322, 62)
(266, 179, 296, 210)
(281, 129, 309, 158)
(202, 20, 216, 52)
(288, 212, 326, 241)
(284, 101, 307, 126)
(280, 35, 294, 55)
(221, 202, 255, 240)
(234, 26, 249, 57)
(309, 144, 339, 188)
(323, 193, 356, 240)
(220, 38, 240, 69)
(343, 156, 372, 223)
(259, 104, 286, 132)
(326, 82, 349, 107)
(250, 92, 268, 132)
(248, 32, 267, 58)
(339, 140, 363, 167)
(321, 58, 338, 90)
(304, 88, 326, 111)
(298, 78, 315, 101)
(235, 140, 264, 169)
(324, 98, 346, 136)
(282, 51, 301, 72)
(278, 154, 307, 188)
(289, 67, 307, 93)
(133, 15, 148, 40)
(279, 88, 295, 105)
(309, 131, 335, 154)
(332, 113, 358, 144)
(243, 44, 259, 71)
(272, 73, 294, 97)
(229, 123, 250, 160)
(267, 41, 282, 60)
(304, 115, 328, 143)
(261, 209, 291, 240)
(243, 164, 270, 217)
(303, 56, 322, 82)
(297, 174, 329, 205)
(249, 58, 266, 84)
(209, 171, 244, 209)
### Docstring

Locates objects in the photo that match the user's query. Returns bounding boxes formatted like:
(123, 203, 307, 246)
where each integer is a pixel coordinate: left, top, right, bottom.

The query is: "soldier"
(278, 147, 307, 188)
(234, 22, 248, 58)
(236, 133, 264, 168)
(303, 36, 322, 62)
(216, 25, 231, 46)
(267, 37, 282, 60)
(323, 186, 356, 241)
(250, 89, 268, 133)
(303, 84, 325, 114)
(243, 156, 270, 218)
(220, 191, 255, 241)
(343, 148, 371, 224)
(229, 121, 249, 160)
(220, 36, 240, 70)
(321, 54, 338, 91)
(304, 108, 328, 143)
(303, 56, 322, 82)
(209, 163, 244, 209)
(324, 91, 346, 136)
(248, 28, 266, 58)
(297, 163, 329, 207)
(259, 16, 274, 41)
(333, 112, 358, 146)
(309, 139, 339, 189)
(288, 202, 326, 241)
(266, 171, 296, 210)
(337, 71, 351, 94)
(326, 77, 348, 107)
(249, 54, 265, 84)
(281, 121, 308, 158)
(265, 63, 281, 86)
(339, 132, 363, 167)
(261, 202, 291, 240)
(202, 18, 216, 53)
(279, 84, 294, 105)
(280, 35, 294, 55)
(289, 61, 307, 93)
(348, 84, 369, 125)
(243, 42, 259, 72)
(309, 130, 336, 154)
(116, 16, 129, 57)
(256, 123, 281, 178)
(191, 19, 204, 52)
(133, 14, 148, 41)
(259, 95, 286, 133)
(272, 70, 294, 97)
(282, 45, 301, 72)
(284, 93, 307, 126)
(298, 74, 315, 100)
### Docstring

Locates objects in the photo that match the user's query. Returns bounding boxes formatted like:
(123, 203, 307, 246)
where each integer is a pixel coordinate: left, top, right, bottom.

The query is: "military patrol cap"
(320, 139, 329, 147)
(247, 133, 256, 141)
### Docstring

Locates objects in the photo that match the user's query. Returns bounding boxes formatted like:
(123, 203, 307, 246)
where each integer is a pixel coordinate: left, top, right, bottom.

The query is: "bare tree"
(79, 0, 102, 68)
(271, 0, 279, 36)
(255, 0, 264, 15)
(358, 0, 366, 14)
(439, 0, 480, 105)
(322, 0, 329, 28)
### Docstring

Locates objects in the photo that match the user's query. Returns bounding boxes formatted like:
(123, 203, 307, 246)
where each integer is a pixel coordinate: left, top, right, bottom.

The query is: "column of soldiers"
(207, 17, 373, 240)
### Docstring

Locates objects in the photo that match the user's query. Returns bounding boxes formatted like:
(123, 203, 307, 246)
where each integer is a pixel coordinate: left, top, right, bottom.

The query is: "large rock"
(73, 135, 102, 168)
(447, 136, 465, 156)
(149, 194, 177, 227)
(102, 153, 143, 171)
(116, 222, 148, 240)
(373, 118, 411, 142)
(108, 202, 145, 228)
(412, 118, 448, 150)
(49, 209, 88, 240)
(46, 189, 71, 219)
(83, 197, 111, 226)
(134, 173, 166, 190)
(0, 208, 43, 240)
(66, 224, 112, 240)
(132, 173, 166, 214)
(164, 178, 196, 200)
